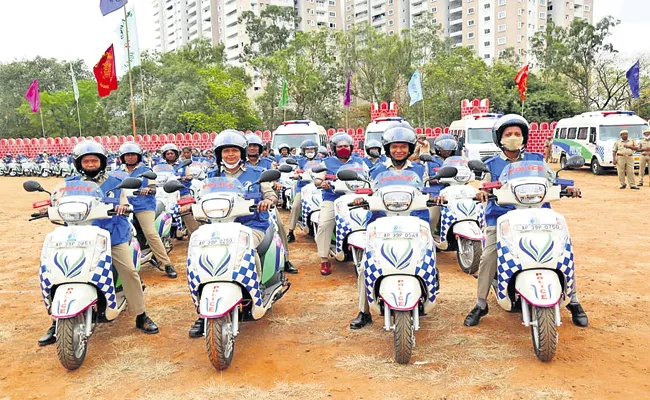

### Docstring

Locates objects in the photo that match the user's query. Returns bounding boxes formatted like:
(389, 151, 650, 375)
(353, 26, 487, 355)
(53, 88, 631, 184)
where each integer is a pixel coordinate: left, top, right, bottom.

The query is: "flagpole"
(39, 108, 45, 138)
(76, 101, 82, 136)
(140, 72, 148, 135)
(124, 6, 137, 136)
(419, 68, 426, 127)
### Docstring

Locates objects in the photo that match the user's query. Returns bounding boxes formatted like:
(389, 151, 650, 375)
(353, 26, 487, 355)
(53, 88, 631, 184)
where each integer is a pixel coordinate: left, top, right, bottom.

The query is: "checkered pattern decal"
(301, 198, 311, 229)
(596, 145, 605, 162)
(477, 203, 485, 229)
(335, 214, 353, 254)
(90, 255, 117, 309)
(415, 247, 439, 302)
(363, 250, 383, 304)
(496, 242, 523, 300)
(39, 264, 52, 309)
(186, 258, 202, 309)
(231, 248, 262, 307)
(557, 238, 575, 298)
(440, 207, 456, 240)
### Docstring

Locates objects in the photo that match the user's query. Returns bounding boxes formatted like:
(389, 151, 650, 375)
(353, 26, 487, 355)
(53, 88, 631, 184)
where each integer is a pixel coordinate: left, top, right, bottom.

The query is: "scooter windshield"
(441, 156, 469, 168)
(339, 162, 368, 177)
(498, 161, 554, 183)
(303, 160, 322, 170)
(200, 177, 246, 196)
(57, 180, 103, 199)
(373, 170, 424, 191)
(153, 164, 174, 174)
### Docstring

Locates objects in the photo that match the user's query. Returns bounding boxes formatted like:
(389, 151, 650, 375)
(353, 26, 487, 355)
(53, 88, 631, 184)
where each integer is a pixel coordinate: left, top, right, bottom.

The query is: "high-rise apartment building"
(153, 0, 214, 53)
(296, 0, 344, 31)
(547, 0, 593, 27)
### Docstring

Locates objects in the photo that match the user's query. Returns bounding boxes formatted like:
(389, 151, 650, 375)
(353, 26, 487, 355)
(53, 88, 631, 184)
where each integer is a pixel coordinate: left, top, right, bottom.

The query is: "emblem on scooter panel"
(518, 234, 555, 264)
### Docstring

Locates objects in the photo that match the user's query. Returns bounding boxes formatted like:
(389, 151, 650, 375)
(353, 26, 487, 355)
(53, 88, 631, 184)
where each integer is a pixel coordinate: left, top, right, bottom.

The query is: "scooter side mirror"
(23, 180, 44, 192)
(180, 159, 192, 168)
(468, 160, 489, 173)
(285, 158, 299, 166)
(337, 169, 360, 181)
(431, 166, 458, 180)
(164, 180, 186, 193)
(117, 178, 143, 190)
(311, 165, 328, 174)
(259, 169, 281, 183)
(139, 170, 157, 180)
(419, 154, 433, 162)
(278, 164, 294, 173)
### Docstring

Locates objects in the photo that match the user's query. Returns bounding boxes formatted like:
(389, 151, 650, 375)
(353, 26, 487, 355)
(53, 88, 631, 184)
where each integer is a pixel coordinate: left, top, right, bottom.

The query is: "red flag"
(514, 64, 529, 101)
(24, 79, 40, 113)
(93, 44, 118, 98)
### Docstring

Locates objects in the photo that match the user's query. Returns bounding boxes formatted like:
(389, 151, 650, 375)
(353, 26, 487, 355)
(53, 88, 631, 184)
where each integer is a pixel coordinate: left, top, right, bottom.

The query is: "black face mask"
(248, 152, 259, 160)
(83, 168, 101, 178)
(392, 158, 407, 168)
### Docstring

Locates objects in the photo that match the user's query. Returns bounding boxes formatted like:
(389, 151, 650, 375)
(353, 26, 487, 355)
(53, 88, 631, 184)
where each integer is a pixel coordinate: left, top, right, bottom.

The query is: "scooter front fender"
(199, 282, 243, 318)
(347, 231, 366, 249)
(515, 269, 563, 307)
(452, 220, 484, 241)
(379, 275, 422, 311)
(51, 283, 98, 318)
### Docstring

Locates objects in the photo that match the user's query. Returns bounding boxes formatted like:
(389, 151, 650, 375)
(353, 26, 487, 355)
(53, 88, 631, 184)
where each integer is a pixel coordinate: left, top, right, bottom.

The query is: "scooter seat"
(155, 200, 166, 219)
(256, 225, 274, 258)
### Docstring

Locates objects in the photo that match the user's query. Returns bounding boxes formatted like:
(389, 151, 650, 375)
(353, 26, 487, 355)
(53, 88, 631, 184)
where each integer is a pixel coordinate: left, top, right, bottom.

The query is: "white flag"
(70, 63, 79, 102)
(116, 6, 141, 76)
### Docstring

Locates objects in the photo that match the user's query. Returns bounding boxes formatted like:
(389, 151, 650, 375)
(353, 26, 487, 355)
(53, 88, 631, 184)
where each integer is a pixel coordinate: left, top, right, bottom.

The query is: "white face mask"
(501, 136, 524, 151)
(222, 160, 241, 169)
(305, 151, 316, 159)
(644, 134, 650, 139)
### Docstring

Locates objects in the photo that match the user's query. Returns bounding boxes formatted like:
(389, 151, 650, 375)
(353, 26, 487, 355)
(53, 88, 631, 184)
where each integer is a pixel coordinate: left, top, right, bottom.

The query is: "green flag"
(278, 80, 288, 108)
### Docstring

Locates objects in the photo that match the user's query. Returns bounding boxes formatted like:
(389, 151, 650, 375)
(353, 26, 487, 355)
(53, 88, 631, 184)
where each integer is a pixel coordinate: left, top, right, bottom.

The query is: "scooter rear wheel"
(393, 311, 414, 365)
(530, 306, 558, 362)
(56, 315, 88, 370)
(206, 315, 235, 371)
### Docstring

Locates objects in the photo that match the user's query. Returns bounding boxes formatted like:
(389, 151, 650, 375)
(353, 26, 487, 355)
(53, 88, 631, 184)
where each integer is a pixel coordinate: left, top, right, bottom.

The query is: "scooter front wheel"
(393, 311, 414, 365)
(56, 315, 88, 370)
(206, 315, 235, 371)
(530, 306, 558, 362)
(457, 238, 481, 275)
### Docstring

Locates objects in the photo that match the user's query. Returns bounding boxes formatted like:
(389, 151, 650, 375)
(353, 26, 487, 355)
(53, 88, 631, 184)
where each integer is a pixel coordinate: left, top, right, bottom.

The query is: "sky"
(0, 0, 647, 69)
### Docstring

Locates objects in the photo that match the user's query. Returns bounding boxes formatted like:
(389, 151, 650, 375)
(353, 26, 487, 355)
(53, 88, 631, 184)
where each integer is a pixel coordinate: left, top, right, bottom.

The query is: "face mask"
(83, 168, 101, 178)
(644, 134, 650, 139)
(305, 151, 315, 159)
(248, 152, 259, 159)
(501, 136, 523, 151)
(336, 148, 351, 159)
(222, 160, 241, 169)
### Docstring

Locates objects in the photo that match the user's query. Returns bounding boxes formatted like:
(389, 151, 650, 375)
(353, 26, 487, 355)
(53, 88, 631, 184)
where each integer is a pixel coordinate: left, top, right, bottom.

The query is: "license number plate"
(378, 232, 419, 239)
(513, 224, 561, 232)
(50, 240, 93, 248)
(196, 238, 234, 247)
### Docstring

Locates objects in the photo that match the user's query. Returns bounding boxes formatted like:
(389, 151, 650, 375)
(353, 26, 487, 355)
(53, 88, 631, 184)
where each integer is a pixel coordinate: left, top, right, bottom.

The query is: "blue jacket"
(296, 158, 322, 191)
(66, 174, 131, 246)
(171, 161, 191, 196)
(361, 155, 387, 169)
(321, 156, 368, 202)
(246, 157, 274, 170)
(484, 152, 550, 226)
(122, 164, 156, 213)
(369, 161, 430, 224)
(206, 166, 270, 233)
(424, 155, 445, 177)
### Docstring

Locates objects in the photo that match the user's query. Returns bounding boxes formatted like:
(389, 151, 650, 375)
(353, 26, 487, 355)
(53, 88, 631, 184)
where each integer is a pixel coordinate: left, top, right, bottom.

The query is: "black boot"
(349, 312, 372, 329)
(566, 303, 588, 327)
(284, 260, 298, 274)
(464, 304, 489, 327)
(165, 264, 177, 279)
(135, 312, 159, 334)
(189, 317, 204, 338)
(287, 230, 296, 243)
(38, 320, 56, 346)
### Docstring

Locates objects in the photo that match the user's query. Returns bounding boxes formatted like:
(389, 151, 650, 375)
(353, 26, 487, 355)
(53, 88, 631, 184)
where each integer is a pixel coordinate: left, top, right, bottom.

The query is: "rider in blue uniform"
(361, 139, 386, 169)
(274, 143, 292, 163)
(427, 134, 460, 235)
(287, 139, 321, 242)
(119, 142, 177, 279)
(349, 126, 430, 330)
(38, 141, 159, 346)
(464, 114, 588, 328)
(161, 143, 200, 236)
(245, 134, 275, 170)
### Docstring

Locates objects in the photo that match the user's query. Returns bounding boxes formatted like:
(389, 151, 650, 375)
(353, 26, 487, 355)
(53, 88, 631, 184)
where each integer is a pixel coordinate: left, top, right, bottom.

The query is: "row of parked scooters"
(1, 157, 74, 177)
(23, 151, 585, 371)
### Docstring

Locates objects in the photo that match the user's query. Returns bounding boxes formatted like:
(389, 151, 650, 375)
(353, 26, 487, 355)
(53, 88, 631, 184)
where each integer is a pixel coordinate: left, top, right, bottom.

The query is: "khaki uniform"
(613, 138, 636, 187)
(174, 161, 201, 235)
(288, 192, 302, 231)
(222, 165, 278, 275)
(135, 211, 172, 266)
(637, 137, 650, 185)
(544, 139, 553, 163)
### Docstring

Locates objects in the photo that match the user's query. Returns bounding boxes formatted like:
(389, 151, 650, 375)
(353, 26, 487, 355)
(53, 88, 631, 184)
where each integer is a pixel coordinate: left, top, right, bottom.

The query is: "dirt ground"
(1, 166, 649, 400)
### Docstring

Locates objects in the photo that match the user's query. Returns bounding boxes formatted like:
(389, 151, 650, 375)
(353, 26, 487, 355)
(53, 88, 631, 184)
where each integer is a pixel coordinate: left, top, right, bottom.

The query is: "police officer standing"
(612, 130, 639, 189)
(637, 129, 650, 186)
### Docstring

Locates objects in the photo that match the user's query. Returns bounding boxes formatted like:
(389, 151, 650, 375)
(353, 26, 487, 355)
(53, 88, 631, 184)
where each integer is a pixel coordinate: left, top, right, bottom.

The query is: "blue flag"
(100, 0, 128, 16)
(626, 60, 640, 99)
(408, 70, 423, 106)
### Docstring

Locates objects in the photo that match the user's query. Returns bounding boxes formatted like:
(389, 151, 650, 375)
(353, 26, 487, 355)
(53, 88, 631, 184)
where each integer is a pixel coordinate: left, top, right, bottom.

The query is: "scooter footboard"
(379, 275, 422, 311)
(452, 220, 484, 241)
(515, 269, 563, 307)
(199, 282, 243, 318)
(51, 283, 98, 318)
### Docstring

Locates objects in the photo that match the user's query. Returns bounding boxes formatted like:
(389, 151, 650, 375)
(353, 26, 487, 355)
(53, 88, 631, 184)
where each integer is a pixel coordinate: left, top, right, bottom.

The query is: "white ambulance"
(270, 120, 328, 156)
(449, 113, 502, 161)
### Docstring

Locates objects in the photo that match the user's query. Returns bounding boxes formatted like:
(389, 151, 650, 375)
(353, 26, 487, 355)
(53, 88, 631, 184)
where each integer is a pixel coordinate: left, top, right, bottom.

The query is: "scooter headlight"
(201, 198, 233, 218)
(382, 191, 413, 212)
(513, 184, 546, 204)
(57, 201, 90, 222)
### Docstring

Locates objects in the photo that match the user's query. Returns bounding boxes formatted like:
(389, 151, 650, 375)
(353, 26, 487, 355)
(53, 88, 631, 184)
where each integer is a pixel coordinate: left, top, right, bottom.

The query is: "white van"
(449, 113, 502, 161)
(270, 120, 328, 156)
(363, 117, 413, 145)
(552, 110, 649, 175)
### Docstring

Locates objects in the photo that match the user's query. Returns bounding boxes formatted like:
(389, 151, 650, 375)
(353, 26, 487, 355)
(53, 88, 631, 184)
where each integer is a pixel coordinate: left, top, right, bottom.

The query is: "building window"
(498, 11, 506, 18)
(467, 19, 475, 26)
(498, 0, 506, 5)
(498, 24, 506, 32)
(484, 3, 491, 8)
(518, 21, 523, 29)
(484, 41, 490, 46)
(468, 7, 475, 14)
(347, 24, 351, 29)
(432, 18, 437, 23)
(484, 54, 490, 59)
(517, 35, 523, 42)
(431, 6, 437, 12)
(468, 32, 475, 39)
(389, 19, 394, 25)
(346, 6, 351, 10)
(539, 12, 546, 19)
(388, 9, 393, 15)
(389, 30, 394, 35)
(388, 0, 393, 4)
(498, 37, 506, 45)
(518, 8, 524, 15)
(484, 16, 491, 21)
(330, 22, 336, 28)
(329, 11, 336, 17)
(539, 0, 546, 4)
(329, 0, 336, 5)
(346, 15, 351, 20)
(585, 5, 590, 11)
(468, 44, 475, 50)
(540, 24, 545, 31)
(484, 28, 490, 34)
